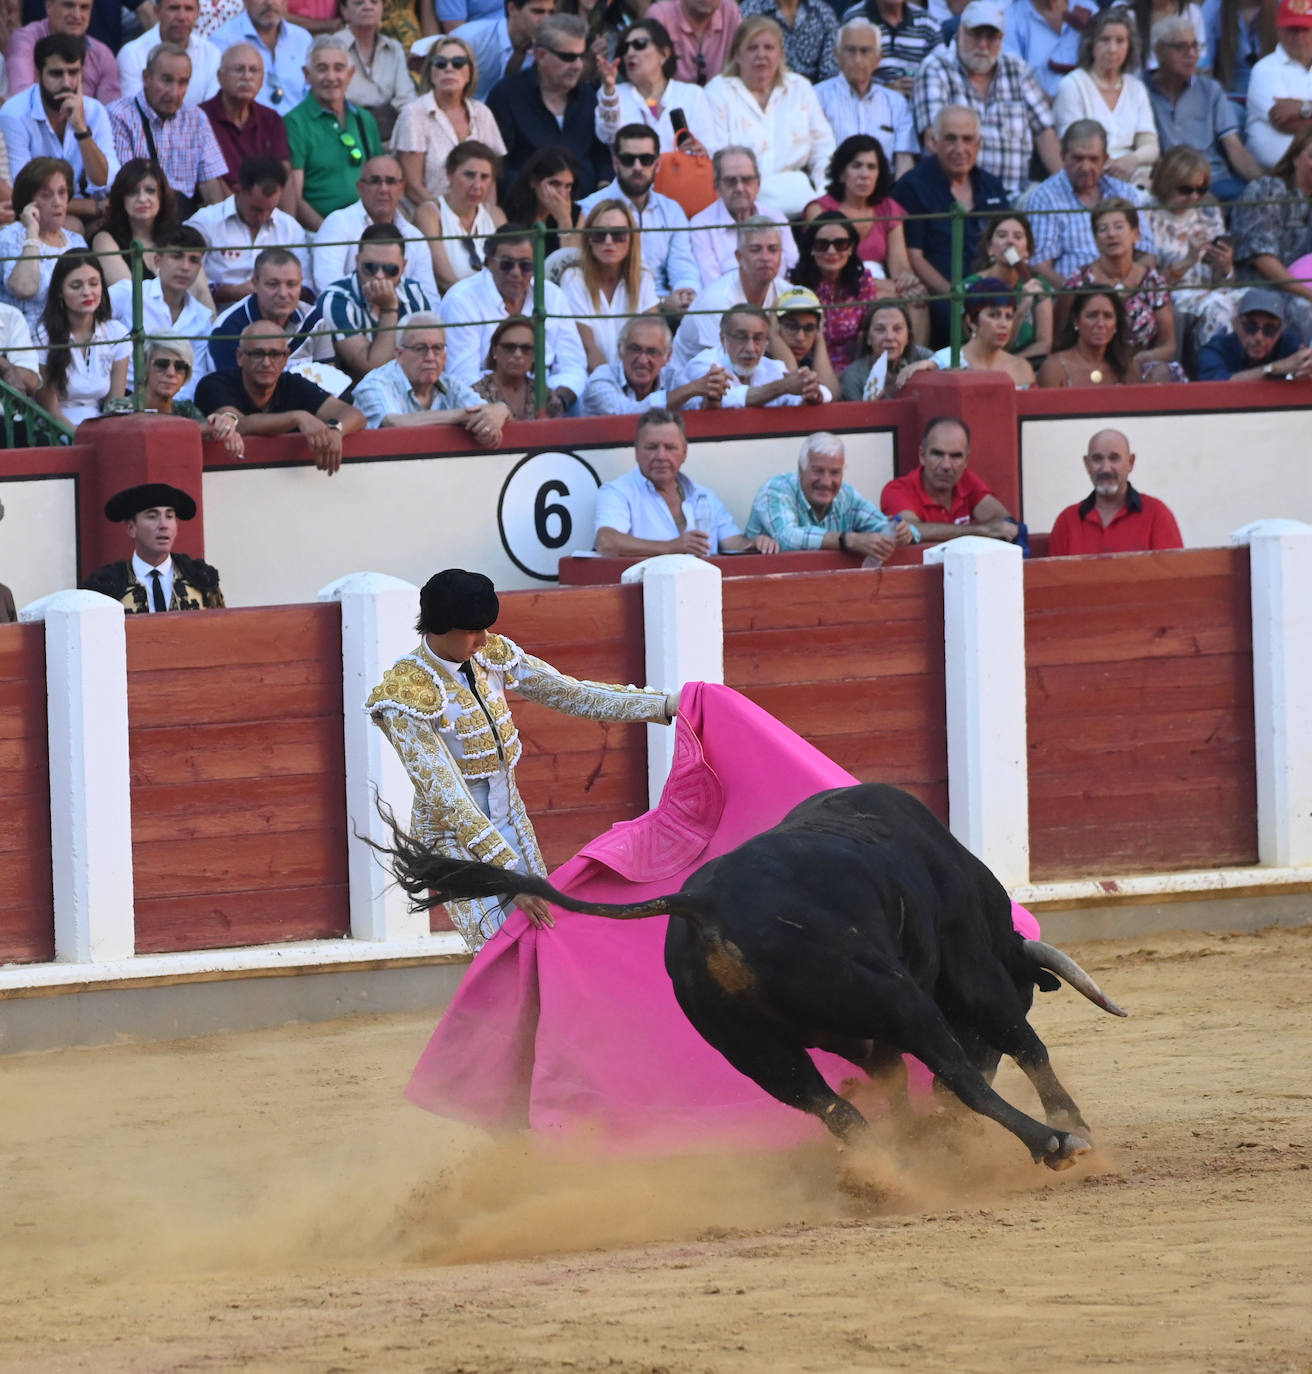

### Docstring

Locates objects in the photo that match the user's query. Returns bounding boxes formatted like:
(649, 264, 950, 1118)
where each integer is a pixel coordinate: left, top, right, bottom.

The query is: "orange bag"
(654, 151, 716, 218)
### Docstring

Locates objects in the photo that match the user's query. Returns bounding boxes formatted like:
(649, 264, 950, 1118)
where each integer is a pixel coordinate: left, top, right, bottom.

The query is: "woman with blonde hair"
(105, 336, 245, 457)
(703, 15, 835, 217)
(559, 199, 659, 372)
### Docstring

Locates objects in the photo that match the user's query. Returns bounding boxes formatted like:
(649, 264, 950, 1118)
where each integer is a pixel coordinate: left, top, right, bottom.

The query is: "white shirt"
(702, 72, 836, 187)
(132, 551, 175, 611)
(1052, 68, 1156, 160)
(108, 277, 214, 400)
(34, 319, 132, 428)
(593, 466, 742, 553)
(688, 196, 799, 288)
(594, 78, 714, 153)
(1246, 44, 1312, 169)
(813, 76, 916, 167)
(671, 268, 790, 372)
(310, 200, 439, 298)
(558, 265, 659, 370)
(184, 196, 311, 289)
(117, 26, 222, 106)
(438, 268, 588, 398)
(675, 343, 825, 407)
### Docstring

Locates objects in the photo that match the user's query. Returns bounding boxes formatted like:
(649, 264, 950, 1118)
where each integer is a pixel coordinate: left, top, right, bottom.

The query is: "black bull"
(377, 783, 1126, 1169)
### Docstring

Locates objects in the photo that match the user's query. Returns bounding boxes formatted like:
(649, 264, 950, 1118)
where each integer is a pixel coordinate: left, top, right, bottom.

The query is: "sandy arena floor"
(1, 922, 1310, 1374)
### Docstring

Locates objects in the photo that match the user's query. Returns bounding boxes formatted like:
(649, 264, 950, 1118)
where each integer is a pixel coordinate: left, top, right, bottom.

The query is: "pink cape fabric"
(406, 682, 1040, 1151)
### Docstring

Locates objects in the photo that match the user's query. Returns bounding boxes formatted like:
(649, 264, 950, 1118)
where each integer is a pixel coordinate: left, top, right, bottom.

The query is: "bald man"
(1047, 429, 1183, 556)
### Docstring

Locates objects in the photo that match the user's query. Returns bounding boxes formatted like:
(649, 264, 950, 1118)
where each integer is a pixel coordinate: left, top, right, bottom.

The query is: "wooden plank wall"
(722, 568, 949, 821)
(1025, 549, 1257, 879)
(126, 605, 349, 953)
(0, 624, 53, 964)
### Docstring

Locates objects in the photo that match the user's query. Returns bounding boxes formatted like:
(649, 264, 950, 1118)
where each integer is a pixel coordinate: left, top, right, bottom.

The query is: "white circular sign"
(497, 450, 602, 581)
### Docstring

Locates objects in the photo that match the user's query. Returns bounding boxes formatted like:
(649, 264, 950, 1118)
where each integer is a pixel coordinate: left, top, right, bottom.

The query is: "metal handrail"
(0, 375, 76, 446)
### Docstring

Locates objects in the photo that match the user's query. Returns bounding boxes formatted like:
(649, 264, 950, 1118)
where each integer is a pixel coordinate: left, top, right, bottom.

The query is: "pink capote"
(406, 681, 1040, 1152)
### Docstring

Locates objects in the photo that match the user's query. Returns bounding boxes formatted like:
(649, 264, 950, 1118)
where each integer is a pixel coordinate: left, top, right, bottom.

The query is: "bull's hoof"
(1043, 1133, 1092, 1171)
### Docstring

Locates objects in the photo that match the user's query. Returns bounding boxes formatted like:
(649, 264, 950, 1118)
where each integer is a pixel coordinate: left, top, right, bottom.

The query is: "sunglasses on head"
(361, 259, 401, 277)
(617, 151, 657, 168)
(431, 54, 470, 70)
(543, 46, 585, 62)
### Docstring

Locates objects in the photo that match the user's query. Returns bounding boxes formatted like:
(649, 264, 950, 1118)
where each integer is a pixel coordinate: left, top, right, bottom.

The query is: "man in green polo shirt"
(285, 34, 382, 230)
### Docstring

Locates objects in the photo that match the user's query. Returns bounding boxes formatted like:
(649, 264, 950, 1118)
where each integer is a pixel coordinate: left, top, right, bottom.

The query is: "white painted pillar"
(317, 571, 428, 942)
(923, 537, 1029, 886)
(620, 554, 724, 806)
(19, 590, 134, 963)
(1231, 519, 1312, 867)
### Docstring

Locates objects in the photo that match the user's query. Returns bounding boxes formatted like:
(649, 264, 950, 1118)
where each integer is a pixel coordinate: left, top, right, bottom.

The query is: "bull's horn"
(1023, 940, 1128, 1018)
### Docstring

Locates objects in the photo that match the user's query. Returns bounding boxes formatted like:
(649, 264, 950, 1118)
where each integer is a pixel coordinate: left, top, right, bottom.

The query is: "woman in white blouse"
(34, 252, 130, 429)
(595, 18, 713, 154)
(702, 16, 836, 220)
(0, 159, 88, 329)
(421, 140, 507, 294)
(559, 199, 658, 372)
(1053, 9, 1159, 188)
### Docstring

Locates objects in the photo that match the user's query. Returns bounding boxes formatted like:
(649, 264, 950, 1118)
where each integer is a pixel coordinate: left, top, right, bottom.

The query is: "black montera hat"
(418, 568, 500, 634)
(104, 483, 198, 522)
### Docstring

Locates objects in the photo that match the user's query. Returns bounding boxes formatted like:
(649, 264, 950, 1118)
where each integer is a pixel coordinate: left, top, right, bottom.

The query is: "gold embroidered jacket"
(82, 554, 226, 613)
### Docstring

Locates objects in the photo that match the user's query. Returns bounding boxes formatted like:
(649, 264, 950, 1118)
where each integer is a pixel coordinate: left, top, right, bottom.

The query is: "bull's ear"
(1035, 969, 1062, 993)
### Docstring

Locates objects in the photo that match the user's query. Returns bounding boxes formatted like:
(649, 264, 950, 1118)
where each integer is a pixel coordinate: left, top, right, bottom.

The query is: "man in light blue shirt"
(1002, 0, 1082, 101)
(450, 0, 554, 100)
(211, 0, 312, 112)
(814, 18, 917, 174)
(583, 316, 731, 414)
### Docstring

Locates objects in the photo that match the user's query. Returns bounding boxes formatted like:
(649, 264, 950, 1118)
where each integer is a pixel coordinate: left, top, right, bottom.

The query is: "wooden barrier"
(0, 624, 53, 964)
(1025, 548, 1257, 879)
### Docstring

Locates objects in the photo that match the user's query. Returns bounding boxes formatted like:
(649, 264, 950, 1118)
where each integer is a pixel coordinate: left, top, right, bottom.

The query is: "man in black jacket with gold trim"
(83, 483, 225, 613)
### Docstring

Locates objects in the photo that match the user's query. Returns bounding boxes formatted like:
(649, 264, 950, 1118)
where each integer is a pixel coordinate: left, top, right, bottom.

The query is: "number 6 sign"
(497, 450, 602, 581)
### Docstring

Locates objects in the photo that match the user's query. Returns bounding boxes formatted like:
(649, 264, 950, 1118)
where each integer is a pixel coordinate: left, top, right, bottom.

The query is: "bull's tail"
(360, 801, 700, 923)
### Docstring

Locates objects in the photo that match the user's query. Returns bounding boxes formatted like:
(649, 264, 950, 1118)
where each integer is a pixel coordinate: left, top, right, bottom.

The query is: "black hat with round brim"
(418, 568, 500, 634)
(104, 484, 198, 523)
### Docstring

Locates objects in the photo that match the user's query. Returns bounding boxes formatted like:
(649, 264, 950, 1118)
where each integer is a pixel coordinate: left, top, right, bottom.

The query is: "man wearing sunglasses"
(485, 12, 609, 197)
(447, 0, 555, 102)
(285, 33, 383, 229)
(1197, 287, 1312, 382)
(212, 0, 312, 112)
(319, 221, 436, 380)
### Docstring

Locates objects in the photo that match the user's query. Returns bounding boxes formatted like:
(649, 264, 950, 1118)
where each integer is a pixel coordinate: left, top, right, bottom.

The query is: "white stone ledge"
(1014, 865, 1312, 910)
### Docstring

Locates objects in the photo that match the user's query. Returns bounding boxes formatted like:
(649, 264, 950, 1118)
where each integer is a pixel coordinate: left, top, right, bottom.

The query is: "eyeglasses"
(241, 346, 288, 360)
(496, 340, 535, 354)
(718, 174, 759, 188)
(543, 46, 585, 62)
(1239, 316, 1282, 338)
(593, 227, 630, 243)
(361, 174, 403, 186)
(1175, 182, 1209, 196)
(403, 341, 447, 355)
(339, 131, 364, 165)
(431, 54, 470, 70)
(361, 259, 401, 277)
(1163, 39, 1200, 50)
(493, 257, 533, 274)
(150, 357, 189, 373)
(814, 237, 852, 253)
(617, 151, 657, 168)
(779, 317, 818, 333)
(725, 329, 767, 345)
(623, 343, 666, 359)
(621, 35, 652, 53)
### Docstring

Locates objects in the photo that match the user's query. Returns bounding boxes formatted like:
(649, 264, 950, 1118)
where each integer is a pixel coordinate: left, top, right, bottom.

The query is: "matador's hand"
(517, 893, 554, 928)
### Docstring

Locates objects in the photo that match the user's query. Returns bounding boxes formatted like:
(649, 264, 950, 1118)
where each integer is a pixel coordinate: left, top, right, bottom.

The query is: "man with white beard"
(1047, 429, 1183, 556)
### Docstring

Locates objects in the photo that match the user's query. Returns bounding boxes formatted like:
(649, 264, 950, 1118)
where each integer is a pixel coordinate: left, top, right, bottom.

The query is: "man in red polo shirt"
(880, 415, 1020, 544)
(1047, 429, 1183, 557)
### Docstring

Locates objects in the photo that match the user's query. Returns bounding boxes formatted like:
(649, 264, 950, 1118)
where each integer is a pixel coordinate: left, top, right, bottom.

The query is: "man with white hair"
(675, 303, 828, 408)
(815, 19, 916, 173)
(839, 0, 943, 97)
(747, 432, 918, 558)
(689, 146, 799, 287)
(118, 0, 222, 106)
(583, 316, 732, 415)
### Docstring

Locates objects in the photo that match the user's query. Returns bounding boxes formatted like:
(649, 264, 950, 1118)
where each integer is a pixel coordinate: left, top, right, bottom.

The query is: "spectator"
(92, 160, 182, 289)
(932, 276, 1036, 385)
(286, 35, 385, 227)
(556, 0, 646, 87)
(1028, 120, 1153, 284)
(1232, 125, 1312, 341)
(582, 314, 732, 412)
(838, 297, 937, 398)
(185, 154, 309, 302)
(1052, 9, 1159, 188)
(789, 212, 881, 372)
(415, 141, 506, 294)
(1206, 0, 1276, 102)
(108, 43, 231, 216)
(103, 335, 246, 458)
(7, 0, 122, 104)
(703, 16, 836, 217)
(672, 214, 791, 370)
(470, 313, 564, 417)
(594, 406, 777, 556)
(813, 19, 917, 174)
(579, 123, 702, 309)
(318, 221, 436, 379)
(353, 310, 514, 441)
(1036, 287, 1139, 385)
(311, 155, 440, 297)
(1047, 427, 1184, 555)
(331, 0, 414, 141)
(0, 159, 88, 329)
(838, 0, 943, 98)
(912, 1, 1060, 199)
(0, 303, 43, 414)
(207, 245, 334, 370)
(198, 5, 251, 41)
(439, 222, 588, 406)
(501, 145, 585, 253)
(286, 0, 342, 34)
(880, 415, 1021, 544)
(738, 0, 838, 85)
(438, 0, 507, 31)
(594, 18, 713, 154)
(688, 145, 799, 288)
(1196, 285, 1312, 378)
(83, 482, 225, 613)
(963, 212, 1052, 361)
(108, 226, 214, 399)
(211, 0, 313, 111)
(559, 199, 659, 372)
(446, 0, 555, 101)
(747, 431, 916, 558)
(199, 43, 295, 201)
(773, 284, 840, 396)
(391, 37, 506, 209)
(34, 251, 130, 428)
(1003, 0, 1081, 102)
(1246, 0, 1312, 170)
(0, 34, 119, 228)
(891, 105, 1010, 346)
(1147, 15, 1263, 203)
(119, 0, 223, 108)
(1134, 0, 1209, 72)
(195, 317, 365, 472)
(643, 0, 743, 88)
(486, 14, 608, 198)
(675, 301, 829, 406)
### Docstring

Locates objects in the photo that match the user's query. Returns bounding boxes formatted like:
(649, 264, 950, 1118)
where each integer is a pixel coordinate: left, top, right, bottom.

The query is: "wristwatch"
(74, 128, 93, 140)
(1264, 362, 1277, 377)
(324, 418, 343, 431)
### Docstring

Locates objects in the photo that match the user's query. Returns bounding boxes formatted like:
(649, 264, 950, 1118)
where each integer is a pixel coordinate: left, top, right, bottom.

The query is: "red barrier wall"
(1025, 548, 1257, 879)
(125, 604, 350, 953)
(0, 624, 53, 964)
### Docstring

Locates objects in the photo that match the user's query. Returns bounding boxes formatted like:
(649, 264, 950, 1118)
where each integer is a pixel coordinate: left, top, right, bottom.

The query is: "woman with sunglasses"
(415, 141, 506, 294)
(104, 336, 246, 458)
(559, 199, 659, 371)
(1036, 289, 1139, 387)
(472, 315, 567, 420)
(503, 146, 585, 255)
(558, 0, 646, 82)
(787, 212, 881, 372)
(392, 37, 506, 212)
(33, 251, 130, 429)
(839, 300, 937, 401)
(931, 279, 1036, 388)
(962, 214, 1052, 362)
(595, 18, 713, 153)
